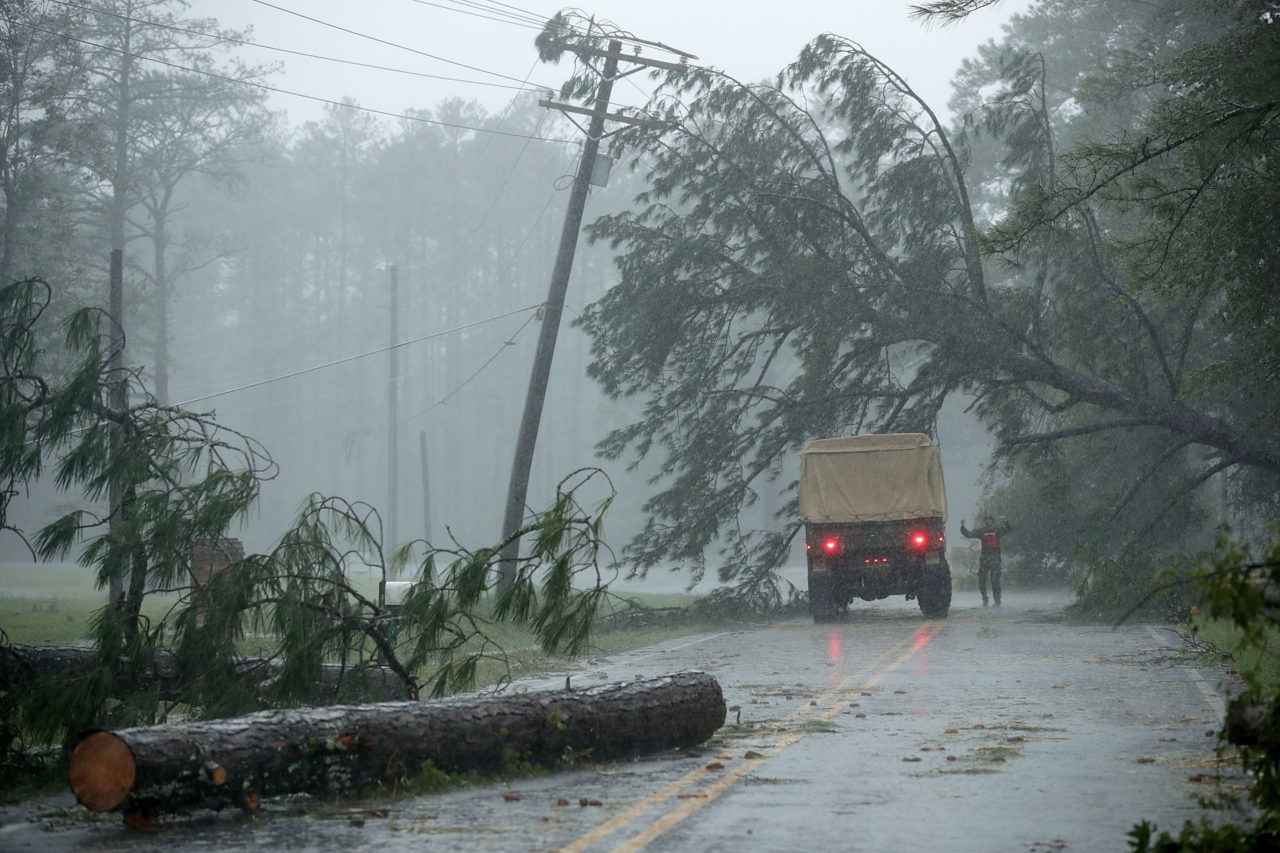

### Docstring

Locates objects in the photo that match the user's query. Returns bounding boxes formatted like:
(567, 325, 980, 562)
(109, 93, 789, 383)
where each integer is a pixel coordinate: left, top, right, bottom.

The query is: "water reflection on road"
(1, 590, 1234, 852)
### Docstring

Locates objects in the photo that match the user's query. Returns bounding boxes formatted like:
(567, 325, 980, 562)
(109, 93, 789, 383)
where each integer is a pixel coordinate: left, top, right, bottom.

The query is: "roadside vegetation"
(1120, 534, 1280, 852)
(0, 557, 723, 798)
(0, 563, 708, 655)
(0, 276, 729, 800)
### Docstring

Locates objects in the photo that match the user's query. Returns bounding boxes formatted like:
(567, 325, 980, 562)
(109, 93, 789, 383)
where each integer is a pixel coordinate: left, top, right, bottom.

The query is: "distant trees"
(172, 92, 597, 550)
(542, 0, 1279, 597)
(0, 1, 88, 292)
(125, 49, 271, 401)
(1, 0, 620, 558)
(67, 0, 272, 401)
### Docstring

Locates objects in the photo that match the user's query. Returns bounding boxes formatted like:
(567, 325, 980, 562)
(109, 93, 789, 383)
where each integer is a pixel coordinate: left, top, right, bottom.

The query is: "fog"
(6, 0, 1019, 593)
(192, 1, 1030, 124)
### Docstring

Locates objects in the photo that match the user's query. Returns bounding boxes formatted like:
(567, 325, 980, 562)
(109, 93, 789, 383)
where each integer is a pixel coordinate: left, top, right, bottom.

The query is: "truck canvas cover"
(798, 433, 947, 523)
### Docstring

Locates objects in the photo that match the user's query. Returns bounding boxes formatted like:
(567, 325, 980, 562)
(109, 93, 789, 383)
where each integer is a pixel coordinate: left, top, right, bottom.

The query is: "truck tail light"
(806, 536, 842, 558)
(908, 530, 945, 550)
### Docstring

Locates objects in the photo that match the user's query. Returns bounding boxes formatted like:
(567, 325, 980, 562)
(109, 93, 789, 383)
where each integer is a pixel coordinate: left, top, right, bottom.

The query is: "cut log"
(69, 670, 725, 816)
(1, 644, 411, 702)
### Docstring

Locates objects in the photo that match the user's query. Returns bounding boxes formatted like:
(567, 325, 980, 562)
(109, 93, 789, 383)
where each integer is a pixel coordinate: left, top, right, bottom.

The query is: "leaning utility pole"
(496, 39, 623, 593)
(497, 32, 699, 592)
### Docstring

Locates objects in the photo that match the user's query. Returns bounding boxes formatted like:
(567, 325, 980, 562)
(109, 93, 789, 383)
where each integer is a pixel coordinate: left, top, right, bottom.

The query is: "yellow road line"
(560, 621, 944, 853)
(560, 635, 911, 853)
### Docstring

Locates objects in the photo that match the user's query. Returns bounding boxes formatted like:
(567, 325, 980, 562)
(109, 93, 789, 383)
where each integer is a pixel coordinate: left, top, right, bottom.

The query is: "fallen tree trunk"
(1, 644, 411, 702)
(0, 644, 100, 688)
(69, 670, 724, 817)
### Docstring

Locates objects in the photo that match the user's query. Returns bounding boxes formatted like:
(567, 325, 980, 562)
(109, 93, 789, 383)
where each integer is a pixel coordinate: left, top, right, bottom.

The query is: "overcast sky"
(189, 0, 1031, 129)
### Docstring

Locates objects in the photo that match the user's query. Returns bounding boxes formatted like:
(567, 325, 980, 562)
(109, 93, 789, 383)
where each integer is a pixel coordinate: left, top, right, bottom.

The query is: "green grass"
(1, 563, 716, 687)
(1191, 616, 1280, 690)
(0, 562, 183, 645)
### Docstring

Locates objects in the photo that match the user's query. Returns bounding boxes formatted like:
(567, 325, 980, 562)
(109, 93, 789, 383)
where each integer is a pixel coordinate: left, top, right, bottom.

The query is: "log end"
(69, 731, 136, 812)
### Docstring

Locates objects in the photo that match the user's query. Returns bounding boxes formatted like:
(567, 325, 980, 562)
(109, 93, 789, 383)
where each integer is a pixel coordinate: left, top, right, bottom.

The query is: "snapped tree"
(534, 0, 1279, 601)
(0, 278, 614, 776)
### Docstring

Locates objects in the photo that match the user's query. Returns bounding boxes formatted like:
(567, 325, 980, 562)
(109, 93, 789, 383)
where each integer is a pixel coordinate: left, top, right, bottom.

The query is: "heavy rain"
(3, 1, 1278, 851)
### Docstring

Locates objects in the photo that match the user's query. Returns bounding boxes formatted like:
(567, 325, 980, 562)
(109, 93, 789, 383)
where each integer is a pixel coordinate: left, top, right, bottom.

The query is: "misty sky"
(189, 1, 1031, 126)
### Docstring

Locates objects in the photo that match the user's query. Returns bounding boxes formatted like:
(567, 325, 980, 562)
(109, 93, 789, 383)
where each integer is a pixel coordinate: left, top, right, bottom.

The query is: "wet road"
(1, 590, 1233, 851)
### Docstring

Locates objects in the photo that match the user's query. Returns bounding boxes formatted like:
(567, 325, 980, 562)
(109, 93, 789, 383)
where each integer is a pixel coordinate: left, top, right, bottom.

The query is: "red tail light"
(823, 537, 840, 555)
(909, 531, 929, 549)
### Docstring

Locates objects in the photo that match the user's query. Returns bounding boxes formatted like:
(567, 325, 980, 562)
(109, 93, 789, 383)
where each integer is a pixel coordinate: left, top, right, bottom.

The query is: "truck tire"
(809, 574, 841, 624)
(917, 565, 952, 619)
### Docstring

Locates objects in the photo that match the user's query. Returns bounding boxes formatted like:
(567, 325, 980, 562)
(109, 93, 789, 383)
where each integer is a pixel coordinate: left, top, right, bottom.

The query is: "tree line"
(3, 0, 635, 558)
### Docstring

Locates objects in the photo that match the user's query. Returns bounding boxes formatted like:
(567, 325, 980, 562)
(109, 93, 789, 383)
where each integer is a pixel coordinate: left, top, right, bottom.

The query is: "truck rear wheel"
(809, 574, 841, 624)
(917, 565, 952, 619)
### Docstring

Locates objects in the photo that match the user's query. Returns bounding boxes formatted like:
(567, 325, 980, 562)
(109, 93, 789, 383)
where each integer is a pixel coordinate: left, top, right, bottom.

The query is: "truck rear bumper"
(810, 553, 942, 600)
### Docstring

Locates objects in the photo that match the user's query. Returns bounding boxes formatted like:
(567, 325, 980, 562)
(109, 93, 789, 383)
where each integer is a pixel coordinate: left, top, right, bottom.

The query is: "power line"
(47, 0, 551, 96)
(25, 22, 576, 143)
(415, 0, 701, 61)
(397, 95, 559, 273)
(403, 0, 547, 31)
(409, 308, 542, 421)
(176, 303, 543, 407)
(249, 0, 540, 87)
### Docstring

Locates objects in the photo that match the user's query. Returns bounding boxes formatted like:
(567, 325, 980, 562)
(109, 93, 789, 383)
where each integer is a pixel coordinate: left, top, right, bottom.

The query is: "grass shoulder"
(1188, 616, 1280, 691)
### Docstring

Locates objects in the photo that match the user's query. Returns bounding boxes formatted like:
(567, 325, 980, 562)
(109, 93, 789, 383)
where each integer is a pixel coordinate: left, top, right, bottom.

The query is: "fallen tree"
(69, 670, 725, 818)
(1, 644, 101, 688)
(1, 643, 412, 702)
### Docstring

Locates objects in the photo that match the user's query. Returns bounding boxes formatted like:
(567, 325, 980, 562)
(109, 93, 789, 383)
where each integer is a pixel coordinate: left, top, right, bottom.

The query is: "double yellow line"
(562, 622, 944, 852)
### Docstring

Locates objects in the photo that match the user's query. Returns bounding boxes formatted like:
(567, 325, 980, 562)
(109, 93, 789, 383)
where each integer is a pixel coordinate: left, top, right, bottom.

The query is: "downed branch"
(69, 670, 725, 817)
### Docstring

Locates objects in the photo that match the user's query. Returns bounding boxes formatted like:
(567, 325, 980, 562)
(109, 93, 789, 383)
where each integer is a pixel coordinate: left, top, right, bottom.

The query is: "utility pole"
(419, 430, 432, 547)
(496, 37, 686, 593)
(495, 40, 622, 593)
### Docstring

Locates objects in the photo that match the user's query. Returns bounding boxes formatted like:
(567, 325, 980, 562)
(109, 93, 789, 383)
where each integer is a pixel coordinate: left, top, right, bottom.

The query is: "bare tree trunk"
(106, 6, 136, 609)
(152, 214, 170, 403)
(69, 671, 725, 818)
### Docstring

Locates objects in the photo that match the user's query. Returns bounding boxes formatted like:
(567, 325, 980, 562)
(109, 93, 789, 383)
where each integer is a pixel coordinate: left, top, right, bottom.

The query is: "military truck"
(798, 433, 951, 621)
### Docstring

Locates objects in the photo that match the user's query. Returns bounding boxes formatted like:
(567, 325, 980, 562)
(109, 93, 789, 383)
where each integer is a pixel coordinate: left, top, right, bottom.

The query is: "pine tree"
(1, 278, 611, 774)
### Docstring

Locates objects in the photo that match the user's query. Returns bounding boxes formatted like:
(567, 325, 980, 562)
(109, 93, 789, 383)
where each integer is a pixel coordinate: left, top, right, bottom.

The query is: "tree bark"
(69, 671, 725, 817)
(0, 644, 101, 689)
(0, 644, 412, 702)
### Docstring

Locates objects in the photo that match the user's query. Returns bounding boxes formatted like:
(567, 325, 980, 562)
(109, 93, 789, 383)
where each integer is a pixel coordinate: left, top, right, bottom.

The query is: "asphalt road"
(0, 588, 1238, 852)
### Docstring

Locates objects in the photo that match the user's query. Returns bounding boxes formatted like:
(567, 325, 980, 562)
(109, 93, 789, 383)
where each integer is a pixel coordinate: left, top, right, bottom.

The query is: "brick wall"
(189, 539, 244, 623)
(189, 538, 245, 587)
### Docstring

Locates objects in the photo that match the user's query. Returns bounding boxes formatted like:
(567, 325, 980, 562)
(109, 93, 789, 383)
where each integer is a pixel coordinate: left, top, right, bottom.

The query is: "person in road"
(961, 515, 1011, 607)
